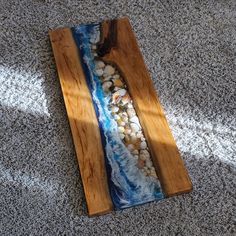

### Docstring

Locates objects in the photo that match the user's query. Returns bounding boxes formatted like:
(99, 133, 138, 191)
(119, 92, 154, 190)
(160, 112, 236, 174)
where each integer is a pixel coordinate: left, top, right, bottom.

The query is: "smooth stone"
(129, 116, 141, 127)
(95, 69, 103, 76)
(103, 65, 115, 76)
(127, 108, 136, 118)
(102, 81, 112, 92)
(130, 123, 140, 133)
(111, 106, 119, 113)
(140, 141, 147, 149)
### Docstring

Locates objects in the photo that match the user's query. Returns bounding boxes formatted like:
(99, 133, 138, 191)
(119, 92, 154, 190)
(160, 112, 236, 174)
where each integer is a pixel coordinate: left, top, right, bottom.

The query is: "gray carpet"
(0, 0, 235, 235)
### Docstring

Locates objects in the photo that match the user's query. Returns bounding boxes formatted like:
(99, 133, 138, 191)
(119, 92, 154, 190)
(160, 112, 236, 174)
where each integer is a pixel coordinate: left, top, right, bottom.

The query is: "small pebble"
(102, 81, 112, 92)
(104, 65, 115, 76)
(127, 144, 134, 151)
(95, 60, 105, 69)
(95, 69, 103, 76)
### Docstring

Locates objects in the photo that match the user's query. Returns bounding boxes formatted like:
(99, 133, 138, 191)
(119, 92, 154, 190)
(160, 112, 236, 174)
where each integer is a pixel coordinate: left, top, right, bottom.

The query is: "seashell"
(117, 88, 127, 96)
(95, 69, 104, 76)
(119, 133, 125, 140)
(137, 133, 143, 138)
(91, 44, 97, 50)
(129, 116, 141, 127)
(102, 81, 112, 92)
(139, 154, 146, 161)
(124, 128, 131, 135)
(140, 141, 147, 149)
(130, 123, 140, 133)
(95, 60, 105, 69)
(141, 137, 146, 142)
(130, 135, 138, 143)
(111, 106, 119, 113)
(113, 78, 124, 87)
(113, 74, 120, 79)
(118, 120, 126, 127)
(122, 116, 129, 123)
(127, 144, 134, 151)
(145, 160, 153, 168)
(118, 126, 125, 133)
(127, 103, 133, 109)
(114, 114, 120, 120)
(137, 159, 145, 169)
(121, 94, 131, 105)
(103, 65, 115, 76)
(140, 150, 150, 158)
(127, 108, 136, 118)
(132, 149, 139, 155)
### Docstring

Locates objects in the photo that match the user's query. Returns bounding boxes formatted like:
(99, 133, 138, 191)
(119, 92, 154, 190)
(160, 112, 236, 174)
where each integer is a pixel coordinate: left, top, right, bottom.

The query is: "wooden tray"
(49, 17, 192, 216)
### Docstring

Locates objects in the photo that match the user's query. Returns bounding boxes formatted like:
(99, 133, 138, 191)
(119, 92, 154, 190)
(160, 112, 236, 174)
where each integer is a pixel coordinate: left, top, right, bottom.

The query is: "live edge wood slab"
(49, 17, 192, 216)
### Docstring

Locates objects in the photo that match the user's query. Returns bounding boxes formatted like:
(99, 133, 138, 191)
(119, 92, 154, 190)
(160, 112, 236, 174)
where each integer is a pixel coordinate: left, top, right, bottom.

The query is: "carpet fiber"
(0, 0, 235, 235)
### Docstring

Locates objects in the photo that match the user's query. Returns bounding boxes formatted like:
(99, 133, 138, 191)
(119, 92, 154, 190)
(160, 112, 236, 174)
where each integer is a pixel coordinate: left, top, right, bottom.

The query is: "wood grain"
(98, 18, 192, 196)
(49, 28, 113, 216)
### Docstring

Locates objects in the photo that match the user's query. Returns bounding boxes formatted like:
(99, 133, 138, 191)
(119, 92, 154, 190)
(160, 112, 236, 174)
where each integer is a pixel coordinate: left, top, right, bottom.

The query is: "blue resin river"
(72, 23, 164, 209)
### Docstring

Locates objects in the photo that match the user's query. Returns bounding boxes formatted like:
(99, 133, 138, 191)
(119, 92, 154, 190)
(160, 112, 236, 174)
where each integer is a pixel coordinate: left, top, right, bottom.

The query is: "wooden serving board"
(49, 17, 192, 216)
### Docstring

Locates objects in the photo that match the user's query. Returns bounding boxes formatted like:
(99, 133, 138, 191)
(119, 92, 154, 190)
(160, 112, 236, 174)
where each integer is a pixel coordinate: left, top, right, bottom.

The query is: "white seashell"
(117, 88, 127, 97)
(130, 123, 140, 133)
(103, 65, 115, 76)
(129, 116, 141, 127)
(145, 160, 153, 168)
(137, 133, 143, 138)
(102, 81, 112, 92)
(119, 133, 125, 139)
(113, 74, 120, 79)
(111, 106, 119, 113)
(118, 121, 126, 127)
(121, 94, 131, 105)
(140, 141, 147, 149)
(127, 108, 136, 118)
(141, 137, 146, 142)
(122, 116, 129, 123)
(127, 103, 133, 109)
(130, 132, 136, 137)
(118, 126, 125, 133)
(95, 69, 104, 76)
(127, 144, 134, 151)
(140, 150, 150, 158)
(114, 114, 120, 120)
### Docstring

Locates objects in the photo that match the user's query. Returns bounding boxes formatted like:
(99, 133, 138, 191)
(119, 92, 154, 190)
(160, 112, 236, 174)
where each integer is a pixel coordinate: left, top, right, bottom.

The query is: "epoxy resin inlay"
(72, 23, 164, 209)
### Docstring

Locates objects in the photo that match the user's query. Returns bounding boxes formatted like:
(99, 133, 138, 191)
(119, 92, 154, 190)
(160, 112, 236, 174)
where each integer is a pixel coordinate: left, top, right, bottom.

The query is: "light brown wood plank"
(49, 28, 113, 216)
(99, 18, 192, 196)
